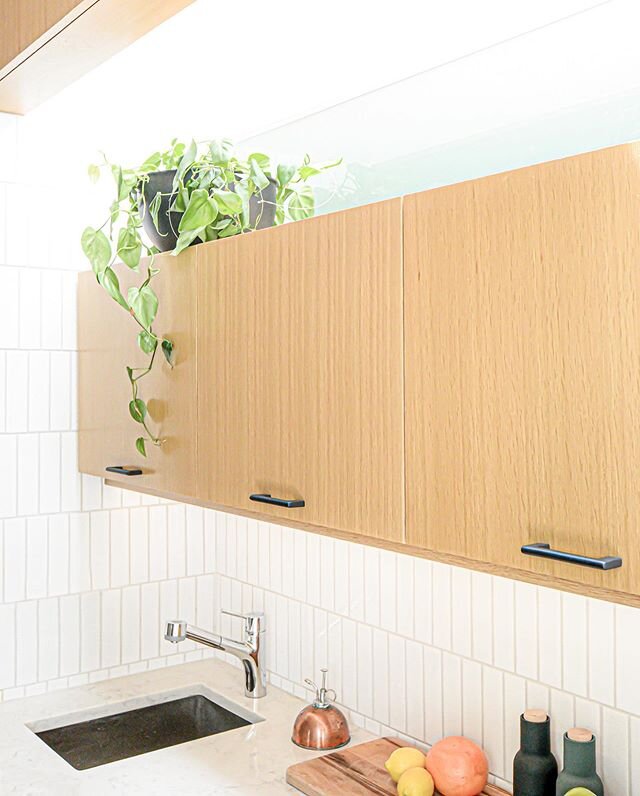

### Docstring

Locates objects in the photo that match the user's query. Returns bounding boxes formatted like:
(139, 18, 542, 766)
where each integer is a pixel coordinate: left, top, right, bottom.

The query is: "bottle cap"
(524, 709, 548, 723)
(567, 727, 593, 742)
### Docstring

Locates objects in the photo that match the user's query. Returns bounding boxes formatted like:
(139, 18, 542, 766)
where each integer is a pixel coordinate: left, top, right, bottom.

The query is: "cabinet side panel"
(78, 248, 197, 495)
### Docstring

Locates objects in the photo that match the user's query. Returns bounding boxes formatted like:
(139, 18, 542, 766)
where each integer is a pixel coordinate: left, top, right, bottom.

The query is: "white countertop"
(0, 659, 372, 795)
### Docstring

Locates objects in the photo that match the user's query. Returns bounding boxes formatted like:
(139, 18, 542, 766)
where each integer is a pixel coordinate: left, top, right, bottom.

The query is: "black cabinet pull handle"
(250, 493, 305, 508)
(105, 465, 143, 476)
(522, 542, 622, 570)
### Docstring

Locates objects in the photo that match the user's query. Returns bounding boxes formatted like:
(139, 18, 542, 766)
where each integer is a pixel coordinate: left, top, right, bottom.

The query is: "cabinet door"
(78, 249, 198, 497)
(404, 144, 640, 596)
(198, 200, 404, 541)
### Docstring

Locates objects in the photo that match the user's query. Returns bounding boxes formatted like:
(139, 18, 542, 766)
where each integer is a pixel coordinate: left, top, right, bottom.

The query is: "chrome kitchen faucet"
(164, 610, 267, 698)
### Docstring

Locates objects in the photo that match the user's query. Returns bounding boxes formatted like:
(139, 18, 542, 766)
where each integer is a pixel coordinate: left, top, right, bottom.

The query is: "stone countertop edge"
(0, 657, 373, 795)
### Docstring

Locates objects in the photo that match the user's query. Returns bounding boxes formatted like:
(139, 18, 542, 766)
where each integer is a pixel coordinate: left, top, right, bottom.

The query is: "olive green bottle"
(555, 728, 604, 796)
(513, 709, 557, 795)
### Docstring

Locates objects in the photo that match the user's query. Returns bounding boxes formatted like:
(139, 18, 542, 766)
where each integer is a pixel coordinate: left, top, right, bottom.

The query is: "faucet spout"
(164, 612, 267, 698)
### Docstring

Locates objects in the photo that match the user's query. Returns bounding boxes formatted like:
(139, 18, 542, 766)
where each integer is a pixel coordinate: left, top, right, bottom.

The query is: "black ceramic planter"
(139, 169, 277, 252)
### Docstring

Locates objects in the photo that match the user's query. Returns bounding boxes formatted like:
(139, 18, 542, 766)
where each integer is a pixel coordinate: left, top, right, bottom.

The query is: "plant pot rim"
(143, 168, 278, 185)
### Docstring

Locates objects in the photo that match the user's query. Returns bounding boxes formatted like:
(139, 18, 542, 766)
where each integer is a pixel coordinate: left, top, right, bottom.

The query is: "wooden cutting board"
(286, 737, 511, 795)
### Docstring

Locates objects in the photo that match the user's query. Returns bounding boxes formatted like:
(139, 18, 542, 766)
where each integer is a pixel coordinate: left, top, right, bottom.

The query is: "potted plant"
(81, 138, 341, 456)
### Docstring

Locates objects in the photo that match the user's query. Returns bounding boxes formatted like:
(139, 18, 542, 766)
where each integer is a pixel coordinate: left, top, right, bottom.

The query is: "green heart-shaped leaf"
(81, 227, 111, 276)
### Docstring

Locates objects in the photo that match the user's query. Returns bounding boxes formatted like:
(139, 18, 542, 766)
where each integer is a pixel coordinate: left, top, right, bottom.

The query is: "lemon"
(397, 767, 435, 796)
(564, 790, 597, 796)
(384, 747, 427, 783)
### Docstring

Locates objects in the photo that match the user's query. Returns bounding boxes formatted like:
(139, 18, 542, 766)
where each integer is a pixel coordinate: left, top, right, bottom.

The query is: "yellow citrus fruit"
(563, 790, 597, 796)
(384, 747, 427, 783)
(397, 767, 435, 796)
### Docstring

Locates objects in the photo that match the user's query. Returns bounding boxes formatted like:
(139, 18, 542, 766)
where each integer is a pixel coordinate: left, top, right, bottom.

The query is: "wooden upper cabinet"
(197, 200, 405, 542)
(78, 250, 198, 498)
(0, 0, 194, 114)
(404, 143, 640, 598)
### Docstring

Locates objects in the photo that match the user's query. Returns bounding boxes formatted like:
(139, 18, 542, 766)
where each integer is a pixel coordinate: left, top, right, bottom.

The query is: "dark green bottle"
(555, 728, 604, 796)
(513, 710, 558, 795)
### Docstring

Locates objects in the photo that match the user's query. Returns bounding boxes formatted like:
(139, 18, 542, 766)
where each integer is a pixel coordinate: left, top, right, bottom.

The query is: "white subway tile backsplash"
(18, 268, 41, 347)
(353, 621, 371, 716)
(129, 507, 149, 584)
(110, 510, 130, 588)
(462, 658, 483, 746)
(503, 672, 526, 777)
(371, 628, 390, 726)
(0, 603, 16, 688)
(186, 505, 204, 577)
(6, 351, 28, 431)
(48, 514, 69, 596)
(0, 435, 17, 518)
(442, 651, 463, 738)
(60, 433, 81, 512)
(121, 586, 140, 664)
(26, 517, 47, 599)
(405, 639, 424, 741)
(0, 267, 20, 347)
(493, 577, 515, 672)
(423, 646, 443, 743)
(40, 271, 63, 349)
(482, 667, 505, 780)
(388, 634, 407, 733)
(80, 592, 100, 671)
(167, 505, 186, 579)
(59, 595, 80, 676)
(363, 546, 381, 628)
(4, 518, 26, 602)
(470, 570, 492, 664)
(16, 601, 37, 685)
(140, 582, 159, 660)
(38, 597, 59, 681)
(396, 555, 415, 639)
(49, 351, 71, 430)
(561, 592, 588, 698)
(615, 604, 640, 715)
(451, 567, 472, 657)
(28, 351, 50, 431)
(588, 598, 615, 706)
(379, 549, 397, 633)
(39, 433, 61, 514)
(550, 688, 574, 763)
(101, 589, 121, 668)
(514, 581, 538, 680)
(537, 586, 562, 689)
(17, 434, 39, 516)
(630, 717, 640, 793)
(68, 513, 90, 593)
(602, 707, 629, 794)
(333, 539, 349, 617)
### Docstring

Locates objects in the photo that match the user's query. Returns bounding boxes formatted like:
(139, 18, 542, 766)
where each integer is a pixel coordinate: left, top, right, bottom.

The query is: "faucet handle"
(221, 609, 248, 622)
(221, 609, 265, 638)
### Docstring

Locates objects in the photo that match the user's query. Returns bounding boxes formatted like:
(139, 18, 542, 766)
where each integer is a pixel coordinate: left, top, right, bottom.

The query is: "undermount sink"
(27, 685, 263, 770)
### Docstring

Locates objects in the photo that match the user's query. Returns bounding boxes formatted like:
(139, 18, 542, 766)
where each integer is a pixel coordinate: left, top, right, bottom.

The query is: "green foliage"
(82, 138, 342, 455)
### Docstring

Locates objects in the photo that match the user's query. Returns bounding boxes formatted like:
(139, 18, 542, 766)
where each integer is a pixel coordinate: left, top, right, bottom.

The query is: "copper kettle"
(291, 668, 350, 750)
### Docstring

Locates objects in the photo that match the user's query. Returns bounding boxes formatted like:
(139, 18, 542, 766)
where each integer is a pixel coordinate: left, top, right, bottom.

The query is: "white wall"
(2, 0, 640, 790)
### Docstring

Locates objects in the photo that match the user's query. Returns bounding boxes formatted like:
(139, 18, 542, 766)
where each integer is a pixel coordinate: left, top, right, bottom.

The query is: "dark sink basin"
(35, 693, 256, 770)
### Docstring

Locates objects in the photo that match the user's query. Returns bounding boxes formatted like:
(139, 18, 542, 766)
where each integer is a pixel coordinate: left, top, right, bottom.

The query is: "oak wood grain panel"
(78, 249, 198, 496)
(404, 142, 640, 596)
(197, 200, 404, 542)
(286, 737, 509, 796)
(0, 0, 194, 113)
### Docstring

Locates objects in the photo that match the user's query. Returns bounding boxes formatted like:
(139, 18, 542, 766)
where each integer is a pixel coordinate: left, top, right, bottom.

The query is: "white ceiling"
(18, 0, 612, 164)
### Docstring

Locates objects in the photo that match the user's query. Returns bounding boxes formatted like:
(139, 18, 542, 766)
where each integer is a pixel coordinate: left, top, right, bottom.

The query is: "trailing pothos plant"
(81, 138, 341, 457)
